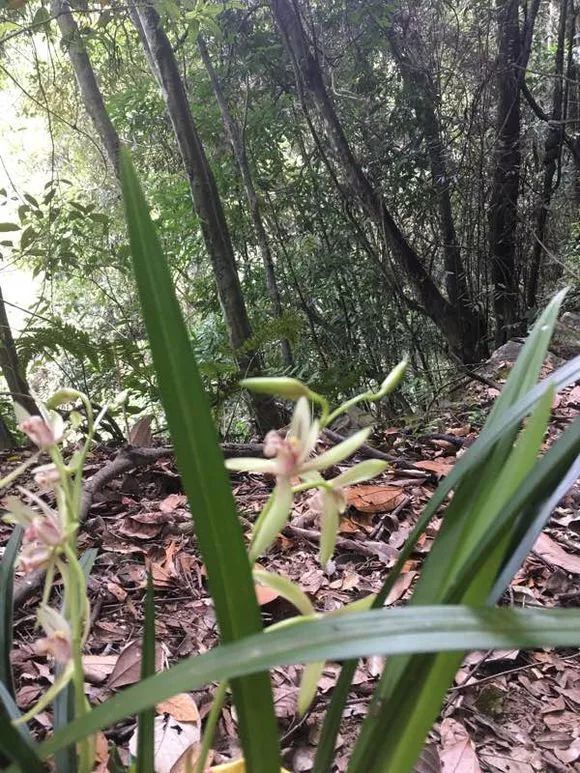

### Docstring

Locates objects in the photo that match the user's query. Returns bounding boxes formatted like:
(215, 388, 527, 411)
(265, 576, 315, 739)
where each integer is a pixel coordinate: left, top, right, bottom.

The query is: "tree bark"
(198, 37, 293, 368)
(0, 284, 38, 418)
(385, 18, 486, 358)
(488, 0, 540, 345)
(53, 0, 279, 431)
(269, 0, 486, 363)
(51, 0, 120, 173)
(129, 3, 280, 431)
(527, 0, 568, 310)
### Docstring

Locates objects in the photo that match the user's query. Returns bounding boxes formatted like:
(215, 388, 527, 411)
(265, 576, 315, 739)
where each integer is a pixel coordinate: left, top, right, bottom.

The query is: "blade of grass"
(0, 692, 44, 771)
(119, 148, 279, 771)
(315, 298, 576, 772)
(347, 303, 573, 771)
(0, 526, 21, 698)
(136, 573, 156, 773)
(24, 605, 580, 763)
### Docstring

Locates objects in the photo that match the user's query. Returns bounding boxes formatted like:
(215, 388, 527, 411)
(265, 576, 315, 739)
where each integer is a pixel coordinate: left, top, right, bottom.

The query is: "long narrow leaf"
(119, 149, 279, 771)
(0, 526, 21, 697)
(347, 299, 575, 771)
(316, 311, 579, 771)
(136, 573, 155, 773)
(0, 692, 44, 772)
(23, 605, 580, 762)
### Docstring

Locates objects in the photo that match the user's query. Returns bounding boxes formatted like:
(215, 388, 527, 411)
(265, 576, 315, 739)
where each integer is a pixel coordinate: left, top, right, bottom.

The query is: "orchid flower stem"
(310, 393, 330, 426)
(41, 563, 56, 608)
(195, 680, 229, 773)
(292, 480, 333, 495)
(325, 392, 373, 427)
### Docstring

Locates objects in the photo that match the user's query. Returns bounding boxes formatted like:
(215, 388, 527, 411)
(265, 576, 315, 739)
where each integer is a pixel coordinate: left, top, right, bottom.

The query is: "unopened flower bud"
(376, 360, 407, 399)
(19, 416, 58, 449)
(20, 542, 52, 573)
(33, 463, 61, 489)
(240, 377, 313, 400)
(35, 607, 72, 664)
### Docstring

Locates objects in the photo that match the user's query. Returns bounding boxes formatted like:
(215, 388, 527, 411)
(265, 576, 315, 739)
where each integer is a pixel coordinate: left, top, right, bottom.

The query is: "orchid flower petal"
(289, 397, 311, 446)
(319, 492, 340, 565)
(309, 427, 371, 470)
(298, 660, 325, 716)
(253, 568, 315, 616)
(331, 459, 388, 488)
(249, 478, 293, 560)
(225, 457, 278, 474)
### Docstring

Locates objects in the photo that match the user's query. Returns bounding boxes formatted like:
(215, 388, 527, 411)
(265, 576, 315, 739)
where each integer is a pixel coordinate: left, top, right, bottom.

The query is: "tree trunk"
(566, 3, 580, 206)
(385, 18, 486, 358)
(129, 3, 280, 431)
(53, 0, 279, 431)
(489, 0, 540, 345)
(0, 284, 38, 418)
(269, 0, 486, 363)
(527, 0, 568, 310)
(198, 37, 293, 368)
(51, 0, 120, 173)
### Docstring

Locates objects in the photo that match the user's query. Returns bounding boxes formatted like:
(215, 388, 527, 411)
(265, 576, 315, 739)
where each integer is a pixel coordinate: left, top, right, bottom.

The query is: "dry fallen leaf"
(414, 459, 455, 477)
(439, 718, 481, 772)
(129, 714, 200, 773)
(108, 640, 163, 689)
(346, 485, 406, 513)
(255, 583, 280, 606)
(83, 654, 119, 684)
(157, 693, 200, 724)
(160, 493, 187, 513)
(533, 533, 580, 575)
(93, 731, 109, 772)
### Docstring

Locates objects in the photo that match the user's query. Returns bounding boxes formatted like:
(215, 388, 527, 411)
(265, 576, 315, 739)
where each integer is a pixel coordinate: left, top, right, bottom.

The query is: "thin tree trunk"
(269, 0, 485, 363)
(0, 285, 38, 418)
(53, 0, 279, 431)
(198, 37, 293, 367)
(51, 0, 120, 173)
(488, 0, 540, 345)
(129, 3, 280, 432)
(385, 19, 486, 359)
(527, 0, 568, 310)
(566, 3, 580, 206)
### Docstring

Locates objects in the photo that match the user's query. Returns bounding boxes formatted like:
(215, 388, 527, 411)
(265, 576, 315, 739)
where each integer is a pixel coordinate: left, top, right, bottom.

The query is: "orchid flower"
(226, 398, 379, 559)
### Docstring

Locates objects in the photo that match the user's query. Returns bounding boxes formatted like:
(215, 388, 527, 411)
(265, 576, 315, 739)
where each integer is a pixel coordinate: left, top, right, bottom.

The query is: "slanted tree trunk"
(269, 0, 486, 363)
(51, 0, 120, 173)
(198, 37, 293, 368)
(385, 17, 486, 358)
(0, 285, 38, 418)
(488, 0, 540, 345)
(567, 3, 580, 206)
(527, 0, 568, 310)
(129, 4, 280, 431)
(53, 0, 279, 431)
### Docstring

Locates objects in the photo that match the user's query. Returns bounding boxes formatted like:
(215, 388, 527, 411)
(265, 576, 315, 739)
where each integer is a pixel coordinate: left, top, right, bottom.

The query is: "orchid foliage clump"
(1, 391, 108, 769)
(212, 365, 407, 724)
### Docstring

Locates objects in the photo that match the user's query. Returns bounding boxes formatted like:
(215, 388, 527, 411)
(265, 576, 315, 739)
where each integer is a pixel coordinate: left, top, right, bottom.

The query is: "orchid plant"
(1, 390, 108, 770)
(189, 365, 407, 770)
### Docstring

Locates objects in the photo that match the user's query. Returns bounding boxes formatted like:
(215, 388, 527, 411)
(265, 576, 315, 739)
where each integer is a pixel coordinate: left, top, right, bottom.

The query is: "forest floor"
(2, 354, 580, 772)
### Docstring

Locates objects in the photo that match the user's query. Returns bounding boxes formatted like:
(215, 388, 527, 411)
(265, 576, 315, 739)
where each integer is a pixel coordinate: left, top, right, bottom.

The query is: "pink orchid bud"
(24, 517, 62, 547)
(19, 416, 57, 449)
(19, 542, 52, 573)
(35, 607, 72, 664)
(35, 633, 71, 664)
(33, 464, 61, 489)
